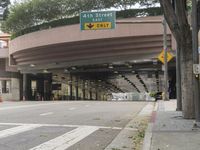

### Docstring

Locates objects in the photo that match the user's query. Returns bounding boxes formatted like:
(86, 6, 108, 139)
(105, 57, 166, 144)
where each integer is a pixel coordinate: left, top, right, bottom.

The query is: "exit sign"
(80, 11, 116, 30)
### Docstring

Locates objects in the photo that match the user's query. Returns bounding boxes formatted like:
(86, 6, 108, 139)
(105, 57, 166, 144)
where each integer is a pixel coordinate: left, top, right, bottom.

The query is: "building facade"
(0, 33, 21, 101)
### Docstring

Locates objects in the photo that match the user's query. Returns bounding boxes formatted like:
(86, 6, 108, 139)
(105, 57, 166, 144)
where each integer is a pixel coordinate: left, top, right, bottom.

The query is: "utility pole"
(192, 0, 200, 123)
(172, 0, 182, 111)
(176, 44, 182, 110)
(163, 18, 169, 101)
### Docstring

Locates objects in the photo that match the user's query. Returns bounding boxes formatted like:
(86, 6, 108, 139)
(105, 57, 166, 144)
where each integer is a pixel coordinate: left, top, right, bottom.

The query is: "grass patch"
(132, 118, 149, 150)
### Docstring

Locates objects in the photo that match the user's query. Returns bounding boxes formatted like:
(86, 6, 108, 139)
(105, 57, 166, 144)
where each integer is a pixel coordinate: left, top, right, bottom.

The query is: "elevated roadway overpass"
(8, 16, 176, 101)
(9, 16, 175, 71)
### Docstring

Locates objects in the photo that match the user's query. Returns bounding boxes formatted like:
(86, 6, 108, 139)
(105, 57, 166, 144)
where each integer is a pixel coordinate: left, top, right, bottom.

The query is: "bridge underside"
(10, 33, 175, 99)
(11, 34, 172, 72)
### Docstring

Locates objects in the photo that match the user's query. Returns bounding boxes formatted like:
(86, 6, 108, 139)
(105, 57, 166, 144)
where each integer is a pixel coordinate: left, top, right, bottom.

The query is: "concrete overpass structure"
(7, 16, 176, 101)
(10, 16, 175, 70)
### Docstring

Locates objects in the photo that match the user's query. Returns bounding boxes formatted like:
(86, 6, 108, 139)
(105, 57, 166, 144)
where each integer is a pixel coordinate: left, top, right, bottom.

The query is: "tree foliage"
(0, 0, 10, 8)
(2, 0, 160, 33)
(10, 7, 162, 39)
(0, 0, 10, 19)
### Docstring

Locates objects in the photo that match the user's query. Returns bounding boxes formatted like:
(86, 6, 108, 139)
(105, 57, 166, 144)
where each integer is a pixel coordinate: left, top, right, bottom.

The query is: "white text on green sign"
(80, 11, 116, 30)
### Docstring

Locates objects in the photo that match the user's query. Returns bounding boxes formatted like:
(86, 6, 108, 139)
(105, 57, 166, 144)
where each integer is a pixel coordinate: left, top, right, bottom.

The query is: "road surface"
(0, 101, 148, 150)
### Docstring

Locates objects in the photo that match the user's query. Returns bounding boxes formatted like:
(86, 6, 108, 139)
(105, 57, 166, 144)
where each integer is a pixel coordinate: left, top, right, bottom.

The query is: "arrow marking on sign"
(87, 23, 94, 29)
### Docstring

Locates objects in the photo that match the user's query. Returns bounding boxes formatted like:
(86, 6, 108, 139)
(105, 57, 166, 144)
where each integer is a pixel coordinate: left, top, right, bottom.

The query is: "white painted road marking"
(112, 127, 123, 130)
(0, 102, 71, 111)
(124, 127, 138, 131)
(29, 126, 99, 150)
(40, 112, 53, 116)
(0, 124, 41, 139)
(69, 107, 76, 110)
(0, 123, 123, 130)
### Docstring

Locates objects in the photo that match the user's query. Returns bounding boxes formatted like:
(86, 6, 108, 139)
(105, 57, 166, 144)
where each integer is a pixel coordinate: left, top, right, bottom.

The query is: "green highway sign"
(80, 11, 116, 30)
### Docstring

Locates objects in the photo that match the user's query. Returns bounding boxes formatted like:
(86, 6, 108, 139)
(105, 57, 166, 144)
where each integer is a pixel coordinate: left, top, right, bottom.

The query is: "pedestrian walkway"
(149, 100, 200, 150)
(106, 103, 154, 150)
(0, 122, 122, 150)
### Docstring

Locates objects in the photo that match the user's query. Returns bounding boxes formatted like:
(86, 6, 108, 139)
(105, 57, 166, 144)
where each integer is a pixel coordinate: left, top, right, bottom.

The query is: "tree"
(0, 0, 10, 19)
(0, 0, 10, 8)
(2, 0, 143, 33)
(159, 0, 194, 119)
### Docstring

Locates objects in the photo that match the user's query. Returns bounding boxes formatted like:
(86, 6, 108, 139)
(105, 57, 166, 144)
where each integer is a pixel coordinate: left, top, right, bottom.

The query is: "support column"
(23, 74, 27, 100)
(95, 87, 98, 100)
(11, 78, 20, 101)
(82, 80, 86, 100)
(75, 78, 79, 100)
(1, 80, 6, 93)
(69, 74, 73, 100)
(89, 89, 92, 100)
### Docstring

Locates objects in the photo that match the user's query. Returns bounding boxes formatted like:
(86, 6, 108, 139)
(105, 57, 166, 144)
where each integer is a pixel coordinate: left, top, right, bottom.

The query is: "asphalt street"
(0, 101, 148, 150)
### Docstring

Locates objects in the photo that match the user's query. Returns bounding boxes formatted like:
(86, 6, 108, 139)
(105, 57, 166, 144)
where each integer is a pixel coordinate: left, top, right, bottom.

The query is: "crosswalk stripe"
(0, 124, 41, 139)
(0, 123, 123, 130)
(40, 112, 53, 116)
(29, 126, 99, 150)
(69, 107, 76, 110)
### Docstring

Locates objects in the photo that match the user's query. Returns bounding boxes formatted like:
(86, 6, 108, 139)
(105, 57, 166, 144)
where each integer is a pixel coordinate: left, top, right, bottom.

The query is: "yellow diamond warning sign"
(157, 50, 174, 64)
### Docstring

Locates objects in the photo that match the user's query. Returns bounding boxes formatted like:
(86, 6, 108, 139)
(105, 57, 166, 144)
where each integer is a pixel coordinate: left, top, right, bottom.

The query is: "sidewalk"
(148, 100, 200, 150)
(105, 102, 154, 150)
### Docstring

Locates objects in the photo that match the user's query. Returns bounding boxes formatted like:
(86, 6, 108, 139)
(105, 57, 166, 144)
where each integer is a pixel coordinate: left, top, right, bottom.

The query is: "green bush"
(116, 7, 162, 18)
(11, 16, 80, 39)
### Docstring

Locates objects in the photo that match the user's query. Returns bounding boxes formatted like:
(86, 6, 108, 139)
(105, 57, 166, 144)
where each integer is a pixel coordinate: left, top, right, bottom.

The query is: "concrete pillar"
(69, 74, 73, 100)
(89, 89, 92, 100)
(11, 78, 20, 101)
(37, 79, 44, 101)
(23, 74, 27, 100)
(82, 80, 86, 100)
(95, 90, 98, 100)
(75, 78, 79, 100)
(44, 80, 51, 100)
(1, 80, 6, 93)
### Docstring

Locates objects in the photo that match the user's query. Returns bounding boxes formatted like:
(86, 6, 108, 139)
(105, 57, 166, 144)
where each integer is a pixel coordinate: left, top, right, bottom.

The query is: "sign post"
(80, 11, 116, 30)
(163, 18, 169, 101)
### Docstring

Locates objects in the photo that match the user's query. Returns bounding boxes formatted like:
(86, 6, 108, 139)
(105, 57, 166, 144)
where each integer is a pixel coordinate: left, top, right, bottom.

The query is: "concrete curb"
(105, 103, 155, 150)
(142, 102, 158, 150)
(142, 123, 153, 150)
